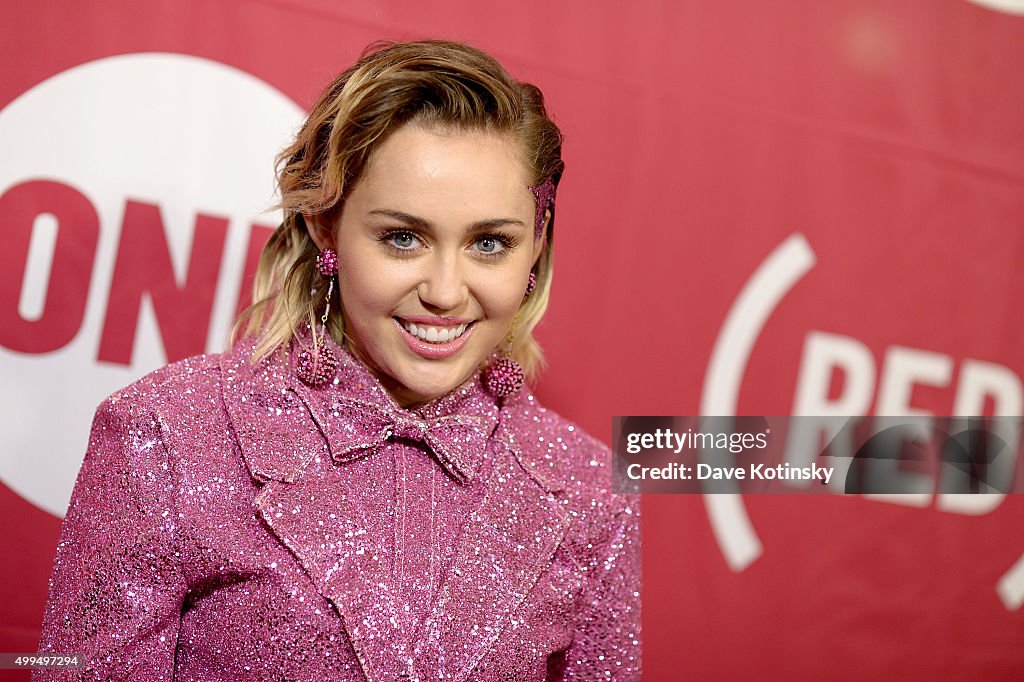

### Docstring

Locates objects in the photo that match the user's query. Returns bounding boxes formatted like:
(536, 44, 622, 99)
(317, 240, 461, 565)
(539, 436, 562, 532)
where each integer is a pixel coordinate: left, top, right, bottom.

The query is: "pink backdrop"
(3, 1, 1024, 679)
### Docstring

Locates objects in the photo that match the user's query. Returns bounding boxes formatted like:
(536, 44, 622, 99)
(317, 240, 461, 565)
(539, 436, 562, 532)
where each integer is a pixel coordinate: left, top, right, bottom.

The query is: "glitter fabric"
(34, 330, 641, 681)
(528, 177, 556, 238)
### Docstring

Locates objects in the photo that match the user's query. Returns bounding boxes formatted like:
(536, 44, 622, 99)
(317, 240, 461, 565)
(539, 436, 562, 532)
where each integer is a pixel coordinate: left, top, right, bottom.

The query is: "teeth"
(402, 321, 468, 344)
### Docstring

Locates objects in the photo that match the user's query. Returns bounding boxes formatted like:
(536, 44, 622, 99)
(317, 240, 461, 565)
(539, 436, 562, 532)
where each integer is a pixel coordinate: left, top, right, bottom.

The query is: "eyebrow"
(367, 209, 526, 232)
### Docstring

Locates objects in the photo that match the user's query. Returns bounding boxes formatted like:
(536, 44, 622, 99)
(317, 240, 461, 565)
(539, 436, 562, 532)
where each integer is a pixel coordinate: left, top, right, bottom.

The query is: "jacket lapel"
(410, 436, 571, 680)
(219, 340, 322, 484)
(220, 338, 411, 680)
(252, 458, 412, 680)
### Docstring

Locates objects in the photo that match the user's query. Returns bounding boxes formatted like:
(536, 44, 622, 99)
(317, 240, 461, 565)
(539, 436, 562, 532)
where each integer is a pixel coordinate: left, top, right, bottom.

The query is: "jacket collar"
(220, 331, 500, 485)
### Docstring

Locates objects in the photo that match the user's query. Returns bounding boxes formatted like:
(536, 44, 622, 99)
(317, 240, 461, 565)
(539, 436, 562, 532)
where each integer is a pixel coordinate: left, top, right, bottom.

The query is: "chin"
(361, 324, 493, 406)
(395, 363, 472, 402)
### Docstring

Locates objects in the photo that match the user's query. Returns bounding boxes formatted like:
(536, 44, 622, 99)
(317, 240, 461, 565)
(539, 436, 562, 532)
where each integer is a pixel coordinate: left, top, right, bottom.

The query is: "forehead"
(350, 124, 532, 217)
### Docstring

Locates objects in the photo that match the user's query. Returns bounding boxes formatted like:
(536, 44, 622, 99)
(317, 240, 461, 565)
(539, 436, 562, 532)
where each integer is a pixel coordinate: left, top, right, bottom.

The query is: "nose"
(417, 252, 468, 311)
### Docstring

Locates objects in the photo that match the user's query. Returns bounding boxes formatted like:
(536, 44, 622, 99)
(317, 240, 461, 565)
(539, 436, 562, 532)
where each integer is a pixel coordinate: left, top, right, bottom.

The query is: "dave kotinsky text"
(612, 415, 1024, 496)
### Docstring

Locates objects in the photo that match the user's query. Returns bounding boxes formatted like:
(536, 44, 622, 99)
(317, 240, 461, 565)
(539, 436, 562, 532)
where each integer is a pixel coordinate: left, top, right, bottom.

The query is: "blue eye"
(472, 233, 518, 259)
(376, 229, 424, 256)
(391, 231, 417, 249)
(477, 236, 500, 253)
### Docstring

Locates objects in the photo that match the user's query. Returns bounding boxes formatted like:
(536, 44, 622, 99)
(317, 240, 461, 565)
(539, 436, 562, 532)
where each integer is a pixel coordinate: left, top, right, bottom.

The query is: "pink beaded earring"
(484, 326, 525, 398)
(525, 271, 537, 297)
(295, 248, 339, 386)
(484, 274, 535, 398)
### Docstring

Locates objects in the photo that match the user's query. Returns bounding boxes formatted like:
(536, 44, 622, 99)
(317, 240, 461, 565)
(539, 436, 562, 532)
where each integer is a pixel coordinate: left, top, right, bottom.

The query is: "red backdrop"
(3, 1, 1024, 679)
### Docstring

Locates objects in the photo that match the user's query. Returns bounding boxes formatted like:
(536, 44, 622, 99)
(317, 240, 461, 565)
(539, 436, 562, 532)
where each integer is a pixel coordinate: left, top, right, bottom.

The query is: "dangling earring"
(484, 273, 536, 397)
(525, 272, 537, 298)
(485, 311, 526, 398)
(295, 248, 339, 386)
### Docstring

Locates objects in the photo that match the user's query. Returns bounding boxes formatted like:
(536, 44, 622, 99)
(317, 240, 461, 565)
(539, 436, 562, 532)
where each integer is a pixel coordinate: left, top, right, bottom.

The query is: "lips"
(394, 317, 477, 360)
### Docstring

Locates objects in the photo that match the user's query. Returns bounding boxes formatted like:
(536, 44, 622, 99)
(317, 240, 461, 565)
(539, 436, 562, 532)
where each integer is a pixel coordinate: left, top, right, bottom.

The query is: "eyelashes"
(376, 229, 520, 261)
(378, 230, 419, 252)
(472, 232, 520, 258)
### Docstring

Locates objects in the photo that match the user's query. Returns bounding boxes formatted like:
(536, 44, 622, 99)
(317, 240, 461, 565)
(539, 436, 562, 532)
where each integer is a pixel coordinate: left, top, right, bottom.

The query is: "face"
(311, 124, 545, 408)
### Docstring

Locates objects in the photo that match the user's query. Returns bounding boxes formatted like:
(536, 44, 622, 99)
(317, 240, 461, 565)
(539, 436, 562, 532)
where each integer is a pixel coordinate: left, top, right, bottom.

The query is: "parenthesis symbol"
(962, 0, 1024, 16)
(699, 233, 816, 572)
(998, 554, 1024, 610)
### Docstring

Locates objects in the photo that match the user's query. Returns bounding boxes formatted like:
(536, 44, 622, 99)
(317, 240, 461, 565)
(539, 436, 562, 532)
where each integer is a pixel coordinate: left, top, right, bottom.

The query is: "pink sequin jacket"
(35, 333, 641, 681)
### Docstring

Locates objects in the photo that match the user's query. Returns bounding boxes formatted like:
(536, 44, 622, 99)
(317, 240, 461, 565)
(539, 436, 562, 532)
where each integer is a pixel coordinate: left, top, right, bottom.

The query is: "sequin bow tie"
(329, 398, 491, 484)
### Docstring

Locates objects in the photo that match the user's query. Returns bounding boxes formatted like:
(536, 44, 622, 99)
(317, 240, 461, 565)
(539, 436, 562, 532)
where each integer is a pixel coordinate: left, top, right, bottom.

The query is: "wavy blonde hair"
(230, 39, 564, 382)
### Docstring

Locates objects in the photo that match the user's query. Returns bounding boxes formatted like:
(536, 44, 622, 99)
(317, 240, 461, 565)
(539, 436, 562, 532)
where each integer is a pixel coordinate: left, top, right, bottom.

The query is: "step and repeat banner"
(2, 1, 1023, 679)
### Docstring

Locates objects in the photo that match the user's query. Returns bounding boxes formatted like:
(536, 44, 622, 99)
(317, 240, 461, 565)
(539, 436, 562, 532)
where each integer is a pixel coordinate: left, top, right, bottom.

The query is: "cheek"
(337, 253, 406, 320)
(474, 272, 529, 319)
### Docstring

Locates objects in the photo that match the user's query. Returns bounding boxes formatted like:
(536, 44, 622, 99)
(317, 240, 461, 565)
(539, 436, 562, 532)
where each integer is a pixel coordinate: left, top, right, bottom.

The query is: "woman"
(35, 40, 641, 681)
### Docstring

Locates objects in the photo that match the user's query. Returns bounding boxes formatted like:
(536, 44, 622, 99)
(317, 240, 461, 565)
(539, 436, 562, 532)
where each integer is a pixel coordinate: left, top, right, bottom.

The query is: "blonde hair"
(230, 39, 564, 381)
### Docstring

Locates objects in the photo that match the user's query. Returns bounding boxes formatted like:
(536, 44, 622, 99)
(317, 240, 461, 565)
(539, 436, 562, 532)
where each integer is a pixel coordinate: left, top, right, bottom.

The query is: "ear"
(303, 213, 336, 251)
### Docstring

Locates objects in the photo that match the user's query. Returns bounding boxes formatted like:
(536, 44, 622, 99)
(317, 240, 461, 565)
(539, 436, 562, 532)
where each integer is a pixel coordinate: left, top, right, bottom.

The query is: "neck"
(343, 337, 436, 411)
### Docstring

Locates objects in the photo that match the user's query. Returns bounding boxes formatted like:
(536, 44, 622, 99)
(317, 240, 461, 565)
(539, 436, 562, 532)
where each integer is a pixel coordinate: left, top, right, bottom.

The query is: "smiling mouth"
(396, 318, 473, 344)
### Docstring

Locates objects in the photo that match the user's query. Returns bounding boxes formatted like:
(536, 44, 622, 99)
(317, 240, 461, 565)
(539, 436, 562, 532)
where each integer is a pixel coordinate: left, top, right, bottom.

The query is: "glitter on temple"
(528, 177, 556, 239)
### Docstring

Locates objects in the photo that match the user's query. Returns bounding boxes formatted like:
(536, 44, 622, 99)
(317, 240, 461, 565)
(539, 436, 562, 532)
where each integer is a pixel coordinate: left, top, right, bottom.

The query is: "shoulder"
(498, 388, 637, 519)
(91, 342, 263, 449)
(102, 351, 225, 418)
(73, 353, 227, 512)
(81, 347, 259, 493)
(100, 335, 280, 417)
